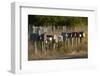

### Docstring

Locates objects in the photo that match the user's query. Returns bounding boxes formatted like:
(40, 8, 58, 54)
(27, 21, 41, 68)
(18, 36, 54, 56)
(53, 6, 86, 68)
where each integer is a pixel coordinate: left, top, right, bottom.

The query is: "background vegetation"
(28, 15, 88, 27)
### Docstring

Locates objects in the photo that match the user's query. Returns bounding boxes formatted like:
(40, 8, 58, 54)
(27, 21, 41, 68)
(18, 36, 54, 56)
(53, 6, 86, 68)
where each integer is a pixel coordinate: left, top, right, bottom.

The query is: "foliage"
(28, 15, 88, 27)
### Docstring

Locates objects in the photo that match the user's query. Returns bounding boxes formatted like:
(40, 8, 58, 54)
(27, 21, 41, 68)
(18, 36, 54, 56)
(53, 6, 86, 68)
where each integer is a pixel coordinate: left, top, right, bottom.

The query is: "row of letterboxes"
(30, 32, 85, 41)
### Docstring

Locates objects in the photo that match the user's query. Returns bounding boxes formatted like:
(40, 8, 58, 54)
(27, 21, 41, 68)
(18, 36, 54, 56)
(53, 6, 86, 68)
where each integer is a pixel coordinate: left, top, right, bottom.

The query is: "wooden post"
(41, 41, 44, 52)
(70, 38, 72, 47)
(34, 41, 37, 54)
(80, 38, 82, 43)
(68, 38, 70, 48)
(77, 37, 80, 45)
(75, 37, 77, 46)
(72, 38, 74, 47)
(53, 43, 56, 51)
(45, 41, 47, 54)
(64, 40, 66, 49)
(76, 38, 78, 46)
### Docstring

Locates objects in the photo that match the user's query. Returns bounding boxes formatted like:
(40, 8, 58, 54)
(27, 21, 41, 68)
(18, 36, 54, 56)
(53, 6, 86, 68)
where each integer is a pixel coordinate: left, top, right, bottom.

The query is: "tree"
(28, 15, 88, 27)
